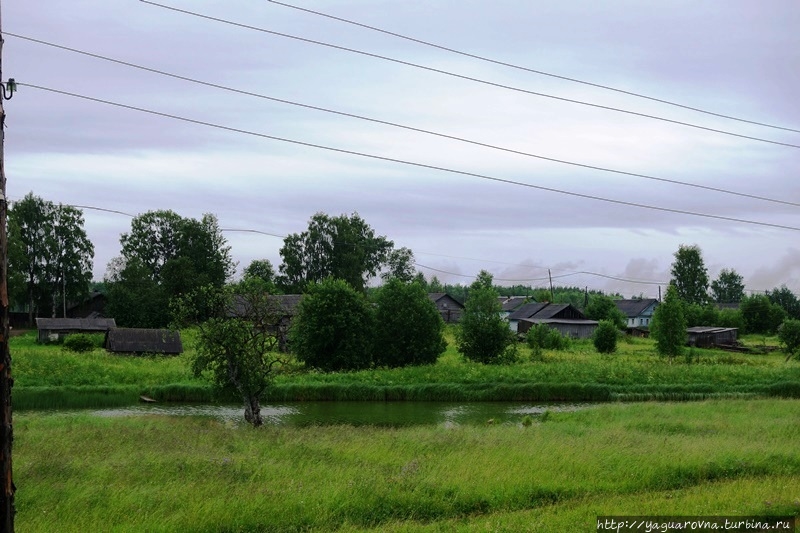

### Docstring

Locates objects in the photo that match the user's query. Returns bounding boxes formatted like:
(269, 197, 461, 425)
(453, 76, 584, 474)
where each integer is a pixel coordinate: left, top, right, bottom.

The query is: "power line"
(266, 0, 800, 135)
(19, 82, 800, 233)
(138, 0, 800, 150)
(8, 32, 799, 208)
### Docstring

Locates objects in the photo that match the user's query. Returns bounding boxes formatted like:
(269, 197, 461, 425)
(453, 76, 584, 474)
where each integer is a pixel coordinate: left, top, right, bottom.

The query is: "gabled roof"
(501, 296, 529, 312)
(614, 299, 659, 318)
(36, 317, 116, 331)
(105, 328, 183, 354)
(428, 293, 464, 308)
(507, 302, 587, 321)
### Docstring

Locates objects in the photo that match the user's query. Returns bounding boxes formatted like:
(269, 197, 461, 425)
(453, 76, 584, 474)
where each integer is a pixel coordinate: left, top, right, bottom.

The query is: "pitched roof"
(614, 299, 659, 317)
(507, 302, 549, 320)
(36, 317, 116, 331)
(105, 328, 183, 354)
(428, 293, 464, 308)
(508, 302, 587, 321)
(501, 296, 529, 312)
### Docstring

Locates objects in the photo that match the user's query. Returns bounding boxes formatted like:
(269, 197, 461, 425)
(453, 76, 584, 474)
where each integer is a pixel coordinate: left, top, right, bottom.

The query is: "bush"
(526, 324, 571, 354)
(592, 320, 619, 354)
(651, 284, 686, 360)
(62, 334, 99, 353)
(740, 295, 787, 335)
(456, 271, 514, 364)
(778, 319, 800, 361)
(373, 279, 446, 367)
(290, 278, 375, 371)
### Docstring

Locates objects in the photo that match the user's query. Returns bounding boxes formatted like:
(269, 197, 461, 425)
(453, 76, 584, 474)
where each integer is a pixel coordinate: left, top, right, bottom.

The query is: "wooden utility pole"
(0, 0, 15, 528)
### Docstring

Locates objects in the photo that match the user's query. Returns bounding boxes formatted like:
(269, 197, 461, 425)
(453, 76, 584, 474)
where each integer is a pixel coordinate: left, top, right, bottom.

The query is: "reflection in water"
(89, 402, 593, 427)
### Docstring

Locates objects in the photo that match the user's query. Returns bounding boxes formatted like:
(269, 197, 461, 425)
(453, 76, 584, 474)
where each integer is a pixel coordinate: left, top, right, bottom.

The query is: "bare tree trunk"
(243, 396, 263, 427)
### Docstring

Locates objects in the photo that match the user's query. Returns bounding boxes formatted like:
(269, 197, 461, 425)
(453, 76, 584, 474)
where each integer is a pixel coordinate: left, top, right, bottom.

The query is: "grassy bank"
(11, 330, 800, 407)
(15, 399, 800, 532)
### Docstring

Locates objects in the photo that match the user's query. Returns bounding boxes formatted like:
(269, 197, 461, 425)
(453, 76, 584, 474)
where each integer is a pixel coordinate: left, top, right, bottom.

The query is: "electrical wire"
(8, 32, 799, 208)
(18, 82, 800, 233)
(137, 0, 800, 150)
(265, 0, 800, 135)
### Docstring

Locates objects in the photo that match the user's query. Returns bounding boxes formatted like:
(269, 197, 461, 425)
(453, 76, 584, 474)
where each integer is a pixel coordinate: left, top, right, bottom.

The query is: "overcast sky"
(4, 0, 799, 298)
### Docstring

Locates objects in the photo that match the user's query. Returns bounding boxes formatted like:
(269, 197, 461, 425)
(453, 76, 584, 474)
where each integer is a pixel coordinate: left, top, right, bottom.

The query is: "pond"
(87, 401, 594, 427)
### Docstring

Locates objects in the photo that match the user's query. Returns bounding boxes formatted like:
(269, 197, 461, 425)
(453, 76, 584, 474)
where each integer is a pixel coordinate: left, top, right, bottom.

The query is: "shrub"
(527, 324, 571, 354)
(592, 320, 618, 354)
(62, 334, 99, 353)
(651, 284, 686, 360)
(778, 319, 800, 361)
(456, 271, 514, 364)
(740, 295, 787, 335)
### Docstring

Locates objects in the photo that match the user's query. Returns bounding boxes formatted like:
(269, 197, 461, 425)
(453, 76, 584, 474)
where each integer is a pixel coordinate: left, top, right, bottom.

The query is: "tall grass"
(14, 399, 800, 532)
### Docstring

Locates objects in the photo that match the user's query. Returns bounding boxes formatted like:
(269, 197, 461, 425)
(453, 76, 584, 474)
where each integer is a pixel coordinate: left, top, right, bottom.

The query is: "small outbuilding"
(508, 303, 597, 338)
(686, 327, 738, 348)
(428, 293, 465, 323)
(517, 318, 599, 339)
(36, 317, 117, 343)
(105, 328, 183, 355)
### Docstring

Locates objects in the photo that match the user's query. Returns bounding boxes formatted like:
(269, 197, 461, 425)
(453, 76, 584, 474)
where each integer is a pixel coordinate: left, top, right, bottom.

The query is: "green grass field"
(14, 399, 800, 532)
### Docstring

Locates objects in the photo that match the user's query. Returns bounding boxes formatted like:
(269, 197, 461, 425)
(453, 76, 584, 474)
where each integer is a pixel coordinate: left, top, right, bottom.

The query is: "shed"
(36, 317, 117, 343)
(105, 328, 183, 355)
(507, 302, 586, 333)
(686, 327, 738, 348)
(517, 318, 599, 339)
(428, 293, 464, 323)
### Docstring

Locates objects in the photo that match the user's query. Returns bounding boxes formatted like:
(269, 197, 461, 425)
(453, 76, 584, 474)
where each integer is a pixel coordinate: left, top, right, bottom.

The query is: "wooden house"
(498, 296, 530, 319)
(615, 299, 659, 328)
(686, 327, 738, 348)
(428, 293, 464, 323)
(105, 328, 183, 355)
(36, 317, 117, 343)
(508, 303, 597, 338)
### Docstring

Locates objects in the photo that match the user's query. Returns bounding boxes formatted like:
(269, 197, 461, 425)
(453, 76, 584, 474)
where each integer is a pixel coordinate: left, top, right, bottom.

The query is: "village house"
(614, 298, 659, 328)
(507, 302, 598, 339)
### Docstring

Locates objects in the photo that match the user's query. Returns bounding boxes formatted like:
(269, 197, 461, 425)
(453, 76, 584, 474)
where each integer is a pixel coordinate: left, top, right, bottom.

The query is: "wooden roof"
(105, 328, 183, 354)
(36, 317, 116, 331)
(614, 299, 659, 318)
(508, 302, 586, 321)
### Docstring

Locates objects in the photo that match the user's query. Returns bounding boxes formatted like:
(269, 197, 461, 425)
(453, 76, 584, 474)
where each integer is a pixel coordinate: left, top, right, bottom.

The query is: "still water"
(89, 402, 593, 427)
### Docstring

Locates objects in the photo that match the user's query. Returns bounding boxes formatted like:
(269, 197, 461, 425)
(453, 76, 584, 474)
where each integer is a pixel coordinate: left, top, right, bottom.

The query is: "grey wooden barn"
(686, 327, 738, 348)
(36, 317, 117, 343)
(428, 293, 465, 323)
(509, 303, 598, 338)
(104, 328, 183, 355)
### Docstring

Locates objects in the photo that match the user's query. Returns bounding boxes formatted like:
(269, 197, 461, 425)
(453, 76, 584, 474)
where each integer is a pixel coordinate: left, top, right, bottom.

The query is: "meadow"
(14, 399, 800, 532)
(10, 329, 800, 408)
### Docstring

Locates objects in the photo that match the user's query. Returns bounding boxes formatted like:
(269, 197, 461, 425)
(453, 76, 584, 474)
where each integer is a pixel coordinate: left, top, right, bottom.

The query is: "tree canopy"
(107, 210, 234, 327)
(277, 212, 394, 293)
(710, 268, 745, 303)
(650, 284, 687, 360)
(584, 294, 626, 330)
(9, 192, 94, 322)
(670, 244, 709, 305)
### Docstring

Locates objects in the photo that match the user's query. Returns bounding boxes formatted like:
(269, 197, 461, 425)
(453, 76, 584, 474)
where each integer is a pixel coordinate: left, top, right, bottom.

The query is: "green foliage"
(717, 308, 746, 330)
(242, 259, 277, 291)
(526, 324, 571, 356)
(768, 285, 800, 320)
(456, 271, 515, 364)
(9, 192, 94, 322)
(278, 212, 394, 293)
(710, 268, 745, 303)
(585, 294, 627, 329)
(381, 247, 417, 282)
(740, 295, 787, 335)
(291, 278, 375, 371)
(670, 244, 709, 305)
(778, 319, 800, 361)
(108, 210, 234, 328)
(682, 303, 719, 327)
(593, 320, 619, 354)
(651, 284, 687, 359)
(373, 279, 446, 367)
(62, 333, 100, 353)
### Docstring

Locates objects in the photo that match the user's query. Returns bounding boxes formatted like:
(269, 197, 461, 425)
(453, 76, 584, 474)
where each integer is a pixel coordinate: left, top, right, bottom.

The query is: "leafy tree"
(593, 320, 619, 354)
(585, 294, 626, 329)
(670, 244, 709, 305)
(456, 271, 515, 364)
(243, 259, 276, 287)
(778, 319, 800, 361)
(175, 280, 289, 427)
(427, 275, 444, 293)
(381, 247, 416, 282)
(278, 212, 393, 293)
(740, 295, 786, 335)
(767, 286, 800, 320)
(651, 284, 687, 360)
(108, 210, 234, 327)
(290, 278, 374, 371)
(373, 279, 446, 367)
(682, 303, 719, 328)
(717, 308, 745, 331)
(710, 268, 745, 303)
(9, 193, 94, 322)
